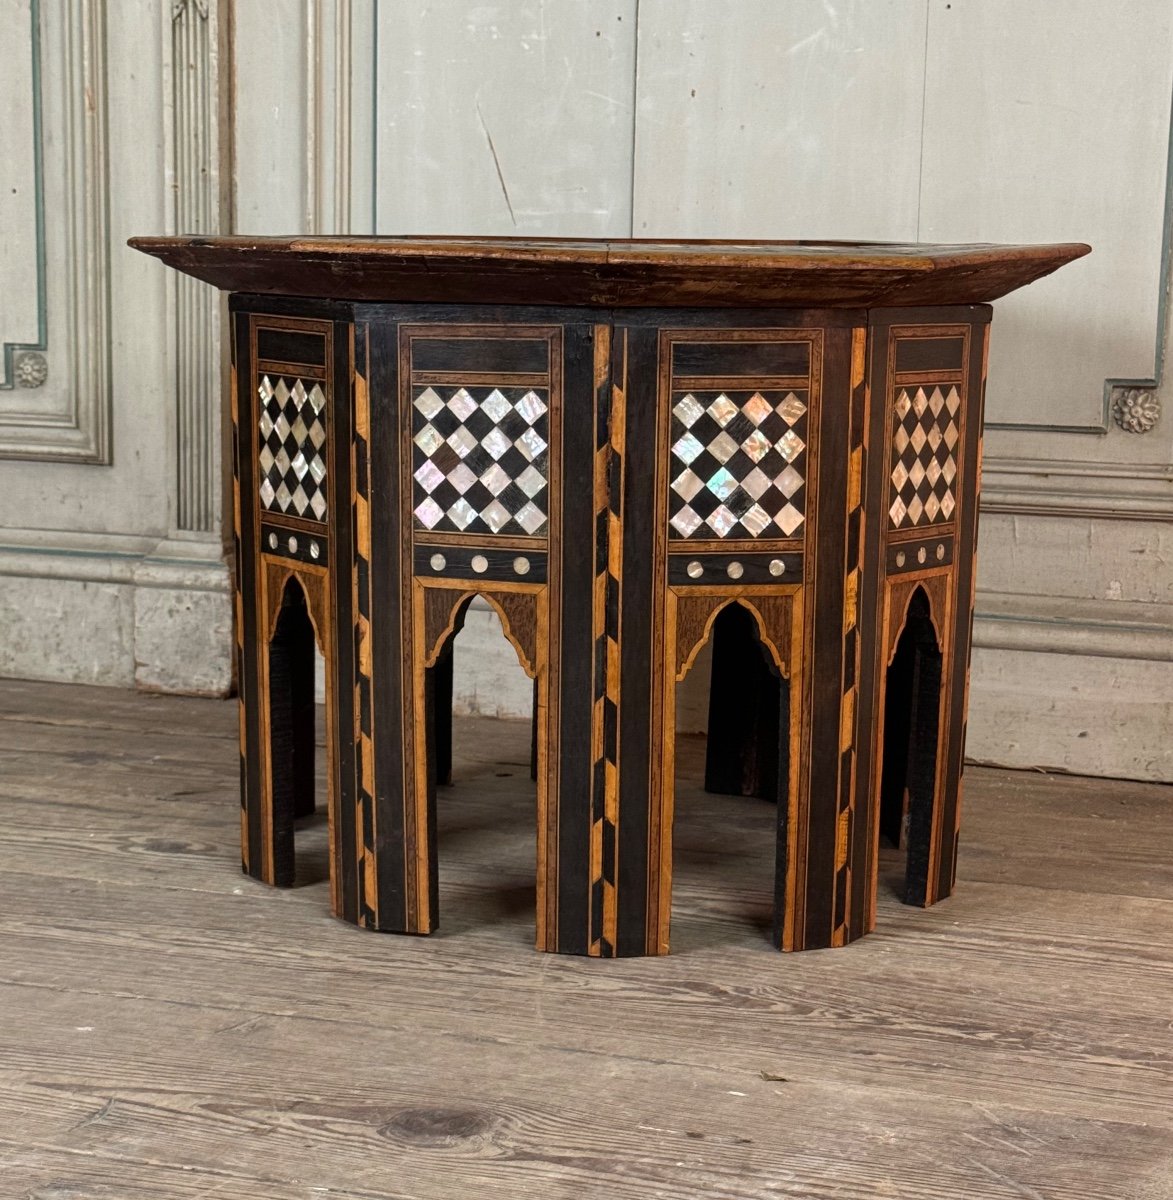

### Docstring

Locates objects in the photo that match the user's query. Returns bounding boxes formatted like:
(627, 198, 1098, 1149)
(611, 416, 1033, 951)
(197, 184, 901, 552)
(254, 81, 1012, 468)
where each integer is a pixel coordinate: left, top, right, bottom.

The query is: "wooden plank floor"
(0, 678, 1170, 1199)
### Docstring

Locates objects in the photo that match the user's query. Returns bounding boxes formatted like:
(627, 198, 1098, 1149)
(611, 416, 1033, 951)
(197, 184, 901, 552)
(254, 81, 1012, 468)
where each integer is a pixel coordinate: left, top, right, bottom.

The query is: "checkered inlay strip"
(258, 375, 328, 522)
(412, 385, 549, 537)
(668, 390, 808, 539)
(889, 385, 960, 528)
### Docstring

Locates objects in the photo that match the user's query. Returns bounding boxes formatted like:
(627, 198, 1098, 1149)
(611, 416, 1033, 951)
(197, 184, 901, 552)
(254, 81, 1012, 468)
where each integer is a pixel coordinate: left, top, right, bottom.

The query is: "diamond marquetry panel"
(411, 385, 549, 537)
(889, 384, 960, 529)
(668, 390, 808, 539)
(258, 375, 328, 522)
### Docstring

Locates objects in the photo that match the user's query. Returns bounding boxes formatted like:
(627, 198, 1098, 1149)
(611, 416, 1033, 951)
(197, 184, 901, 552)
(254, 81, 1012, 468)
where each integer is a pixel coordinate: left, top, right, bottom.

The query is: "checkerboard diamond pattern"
(411, 385, 549, 536)
(668, 390, 808, 539)
(258, 375, 328, 522)
(889, 385, 960, 528)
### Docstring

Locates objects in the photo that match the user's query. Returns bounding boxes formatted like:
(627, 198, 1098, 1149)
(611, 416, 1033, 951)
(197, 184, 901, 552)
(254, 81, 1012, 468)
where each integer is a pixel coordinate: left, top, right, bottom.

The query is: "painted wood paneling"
(920, 0, 1173, 430)
(631, 0, 928, 240)
(232, 2, 311, 234)
(0, 0, 40, 354)
(374, 2, 636, 236)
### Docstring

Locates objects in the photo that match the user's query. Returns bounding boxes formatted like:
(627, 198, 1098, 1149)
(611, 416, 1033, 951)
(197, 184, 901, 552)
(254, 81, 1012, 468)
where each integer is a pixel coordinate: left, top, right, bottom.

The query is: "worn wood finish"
(1, 680, 1172, 1198)
(131, 235, 1089, 308)
(141, 238, 1087, 956)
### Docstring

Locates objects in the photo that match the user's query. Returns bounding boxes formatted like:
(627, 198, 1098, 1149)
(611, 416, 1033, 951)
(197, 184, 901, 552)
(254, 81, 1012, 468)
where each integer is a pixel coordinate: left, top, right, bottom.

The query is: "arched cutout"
(264, 562, 330, 660)
(703, 602, 790, 802)
(879, 585, 943, 908)
(670, 599, 792, 951)
(265, 575, 326, 888)
(422, 588, 539, 680)
(676, 595, 792, 683)
(424, 592, 539, 939)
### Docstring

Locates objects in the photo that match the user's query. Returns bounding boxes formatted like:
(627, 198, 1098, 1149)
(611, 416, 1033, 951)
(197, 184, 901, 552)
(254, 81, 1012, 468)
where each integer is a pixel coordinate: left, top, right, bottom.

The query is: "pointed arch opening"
(670, 597, 792, 951)
(265, 574, 330, 889)
(425, 592, 539, 943)
(878, 585, 943, 908)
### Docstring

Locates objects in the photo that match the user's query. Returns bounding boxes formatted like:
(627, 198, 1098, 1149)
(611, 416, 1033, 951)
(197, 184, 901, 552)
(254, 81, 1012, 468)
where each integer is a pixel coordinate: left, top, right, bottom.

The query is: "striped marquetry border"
(587, 325, 623, 957)
(830, 328, 869, 945)
(230, 339, 248, 876)
(352, 325, 378, 926)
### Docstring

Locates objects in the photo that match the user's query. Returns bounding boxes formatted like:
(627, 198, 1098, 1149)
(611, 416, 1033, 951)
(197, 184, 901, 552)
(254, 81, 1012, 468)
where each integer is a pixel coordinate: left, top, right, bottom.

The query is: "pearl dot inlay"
(769, 558, 786, 576)
(430, 553, 446, 571)
(287, 536, 298, 554)
(936, 543, 945, 561)
(727, 561, 744, 580)
(686, 560, 704, 578)
(268, 532, 278, 550)
(471, 554, 488, 574)
(896, 551, 906, 567)
(917, 546, 927, 564)
(310, 540, 320, 560)
(513, 556, 531, 575)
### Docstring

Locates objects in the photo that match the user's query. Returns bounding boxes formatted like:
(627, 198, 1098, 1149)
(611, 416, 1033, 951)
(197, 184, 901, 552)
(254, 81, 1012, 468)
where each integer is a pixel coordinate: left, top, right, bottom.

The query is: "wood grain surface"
(0, 678, 1170, 1199)
(128, 235, 1090, 309)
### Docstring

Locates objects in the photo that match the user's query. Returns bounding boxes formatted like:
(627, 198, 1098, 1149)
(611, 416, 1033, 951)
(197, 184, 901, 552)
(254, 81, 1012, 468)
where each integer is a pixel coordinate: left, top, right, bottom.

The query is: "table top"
(129, 235, 1090, 309)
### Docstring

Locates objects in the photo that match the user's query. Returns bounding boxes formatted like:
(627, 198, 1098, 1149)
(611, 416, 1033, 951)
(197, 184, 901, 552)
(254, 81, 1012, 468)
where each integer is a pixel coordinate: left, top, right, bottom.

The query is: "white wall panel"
(0, 0, 40, 353)
(920, 0, 1173, 429)
(374, 2, 636, 236)
(632, 0, 927, 239)
(233, 1, 311, 234)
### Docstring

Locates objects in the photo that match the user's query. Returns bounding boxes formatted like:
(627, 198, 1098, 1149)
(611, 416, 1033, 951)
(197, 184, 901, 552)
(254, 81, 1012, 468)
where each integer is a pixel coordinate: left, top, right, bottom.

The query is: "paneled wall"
(2, 1, 1169, 779)
(0, 0, 230, 692)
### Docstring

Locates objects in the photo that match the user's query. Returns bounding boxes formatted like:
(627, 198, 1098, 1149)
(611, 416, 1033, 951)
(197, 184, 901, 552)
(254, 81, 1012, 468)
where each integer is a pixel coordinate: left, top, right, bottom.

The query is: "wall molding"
(0, 527, 229, 591)
(0, 0, 48, 394)
(170, 0, 224, 532)
(0, 0, 113, 463)
(0, 529, 232, 695)
(974, 589, 1173, 662)
(305, 0, 355, 234)
(981, 457, 1173, 522)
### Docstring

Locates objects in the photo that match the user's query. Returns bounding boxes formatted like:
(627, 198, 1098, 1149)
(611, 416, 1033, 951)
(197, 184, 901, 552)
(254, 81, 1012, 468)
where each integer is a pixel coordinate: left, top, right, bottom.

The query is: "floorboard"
(1, 679, 1170, 1199)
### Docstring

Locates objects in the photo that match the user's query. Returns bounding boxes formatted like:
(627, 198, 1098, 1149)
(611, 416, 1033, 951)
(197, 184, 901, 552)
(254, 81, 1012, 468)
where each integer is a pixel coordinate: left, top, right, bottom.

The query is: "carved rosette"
(1112, 387, 1160, 434)
(14, 352, 48, 388)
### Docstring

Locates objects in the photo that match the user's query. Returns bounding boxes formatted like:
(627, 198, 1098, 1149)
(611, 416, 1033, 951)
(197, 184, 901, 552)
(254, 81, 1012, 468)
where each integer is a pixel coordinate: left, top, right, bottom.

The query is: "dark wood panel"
(256, 326, 327, 366)
(667, 552, 803, 587)
(894, 335, 966, 373)
(614, 325, 660, 957)
(368, 317, 411, 931)
(260, 522, 329, 568)
(552, 325, 597, 954)
(671, 338, 811, 377)
(234, 311, 263, 881)
(798, 325, 855, 950)
(410, 336, 550, 374)
(413, 544, 548, 585)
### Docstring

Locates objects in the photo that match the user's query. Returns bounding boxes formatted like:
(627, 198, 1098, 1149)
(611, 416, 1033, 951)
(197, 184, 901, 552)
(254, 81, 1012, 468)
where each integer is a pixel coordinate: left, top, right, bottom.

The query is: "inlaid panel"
(888, 384, 960, 528)
(668, 389, 808, 539)
(258, 375, 328, 521)
(411, 384, 549, 536)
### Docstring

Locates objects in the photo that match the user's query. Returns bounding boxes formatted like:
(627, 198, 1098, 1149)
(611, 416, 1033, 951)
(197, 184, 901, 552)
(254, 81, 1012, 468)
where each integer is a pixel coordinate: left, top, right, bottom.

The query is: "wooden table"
(131, 236, 1088, 956)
